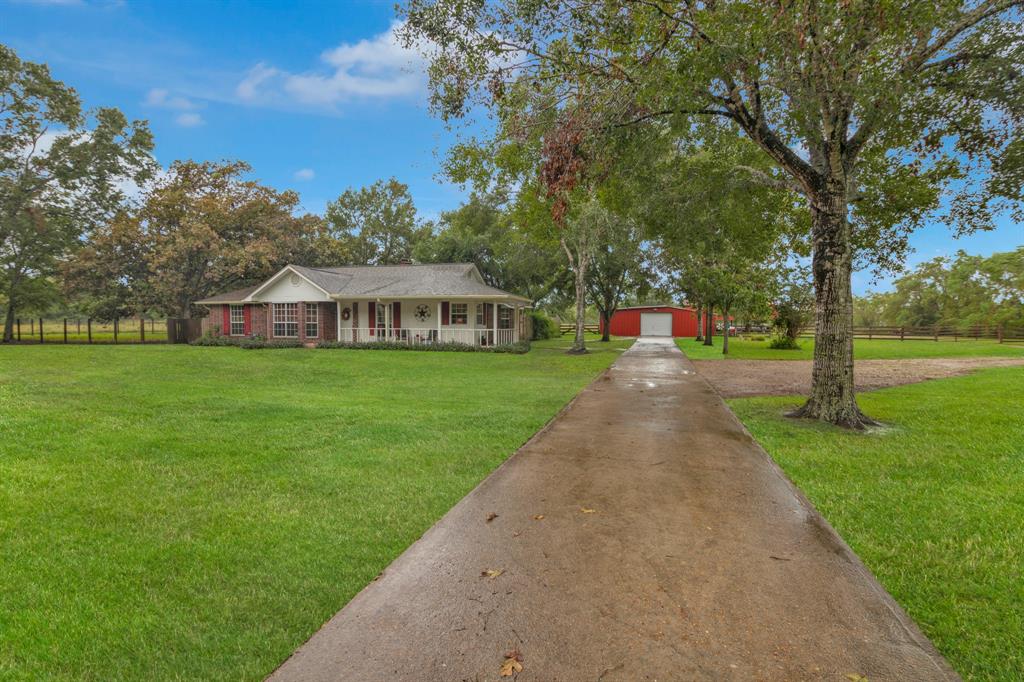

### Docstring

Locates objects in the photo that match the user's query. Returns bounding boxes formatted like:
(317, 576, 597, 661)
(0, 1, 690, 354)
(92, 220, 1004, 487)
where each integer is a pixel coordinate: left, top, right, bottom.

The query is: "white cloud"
(175, 112, 204, 127)
(236, 63, 279, 101)
(144, 88, 199, 110)
(235, 21, 427, 109)
(294, 168, 315, 181)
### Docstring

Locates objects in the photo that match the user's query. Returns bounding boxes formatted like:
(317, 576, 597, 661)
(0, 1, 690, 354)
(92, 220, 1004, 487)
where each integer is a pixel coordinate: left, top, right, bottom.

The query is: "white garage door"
(640, 312, 673, 337)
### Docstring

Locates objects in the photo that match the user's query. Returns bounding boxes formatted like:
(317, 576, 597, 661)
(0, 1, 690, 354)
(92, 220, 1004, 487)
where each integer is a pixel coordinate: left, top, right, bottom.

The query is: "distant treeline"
(855, 248, 1024, 331)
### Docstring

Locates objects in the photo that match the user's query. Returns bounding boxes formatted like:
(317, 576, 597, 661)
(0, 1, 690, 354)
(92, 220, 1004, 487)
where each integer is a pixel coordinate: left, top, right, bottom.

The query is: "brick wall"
(200, 305, 224, 336)
(202, 302, 336, 341)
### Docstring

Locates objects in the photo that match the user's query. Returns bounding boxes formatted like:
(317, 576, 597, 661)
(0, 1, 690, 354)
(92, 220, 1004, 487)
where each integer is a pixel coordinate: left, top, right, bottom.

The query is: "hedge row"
(191, 334, 530, 354)
(316, 340, 531, 354)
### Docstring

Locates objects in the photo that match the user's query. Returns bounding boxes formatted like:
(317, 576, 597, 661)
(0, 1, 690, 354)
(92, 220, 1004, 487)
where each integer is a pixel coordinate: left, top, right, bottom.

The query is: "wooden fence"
(559, 323, 601, 335)
(797, 324, 1024, 343)
(7, 318, 168, 344)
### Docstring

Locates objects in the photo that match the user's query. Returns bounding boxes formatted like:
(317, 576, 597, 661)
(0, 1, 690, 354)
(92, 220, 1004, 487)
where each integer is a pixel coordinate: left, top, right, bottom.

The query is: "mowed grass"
(677, 335, 1024, 360)
(0, 336, 630, 681)
(730, 368, 1024, 680)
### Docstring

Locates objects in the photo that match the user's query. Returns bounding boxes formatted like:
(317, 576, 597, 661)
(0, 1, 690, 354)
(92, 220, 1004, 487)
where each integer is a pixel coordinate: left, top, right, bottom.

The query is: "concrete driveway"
(269, 337, 957, 681)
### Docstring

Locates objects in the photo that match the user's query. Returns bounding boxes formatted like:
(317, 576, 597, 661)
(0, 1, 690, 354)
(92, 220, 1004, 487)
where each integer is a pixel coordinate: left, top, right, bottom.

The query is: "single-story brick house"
(196, 262, 532, 346)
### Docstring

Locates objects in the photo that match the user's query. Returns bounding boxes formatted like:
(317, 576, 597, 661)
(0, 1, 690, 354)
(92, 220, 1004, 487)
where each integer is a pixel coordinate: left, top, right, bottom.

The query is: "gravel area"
(693, 357, 1024, 398)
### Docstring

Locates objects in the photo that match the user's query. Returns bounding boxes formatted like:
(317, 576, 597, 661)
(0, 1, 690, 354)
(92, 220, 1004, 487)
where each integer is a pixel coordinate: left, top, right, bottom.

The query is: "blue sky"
(3, 0, 1021, 294)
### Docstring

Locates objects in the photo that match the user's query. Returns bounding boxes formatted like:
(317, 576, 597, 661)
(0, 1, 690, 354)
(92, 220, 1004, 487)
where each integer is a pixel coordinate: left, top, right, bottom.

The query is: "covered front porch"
(333, 298, 529, 347)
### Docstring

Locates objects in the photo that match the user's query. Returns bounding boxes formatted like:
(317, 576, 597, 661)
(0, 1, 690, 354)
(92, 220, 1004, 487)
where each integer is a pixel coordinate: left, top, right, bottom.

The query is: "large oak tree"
(1, 44, 154, 341)
(401, 0, 1024, 427)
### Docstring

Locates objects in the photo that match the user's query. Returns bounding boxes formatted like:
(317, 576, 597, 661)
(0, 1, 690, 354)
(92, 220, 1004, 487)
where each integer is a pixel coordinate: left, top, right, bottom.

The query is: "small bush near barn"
(767, 333, 802, 350)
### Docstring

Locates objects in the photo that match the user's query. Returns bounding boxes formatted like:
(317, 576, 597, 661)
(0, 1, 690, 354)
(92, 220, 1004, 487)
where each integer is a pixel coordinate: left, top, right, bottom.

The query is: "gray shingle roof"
(196, 263, 531, 304)
(194, 284, 261, 304)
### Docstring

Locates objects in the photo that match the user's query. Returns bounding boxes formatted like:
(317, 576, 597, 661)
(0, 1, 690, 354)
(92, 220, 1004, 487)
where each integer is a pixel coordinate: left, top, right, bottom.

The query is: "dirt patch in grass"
(694, 357, 1024, 398)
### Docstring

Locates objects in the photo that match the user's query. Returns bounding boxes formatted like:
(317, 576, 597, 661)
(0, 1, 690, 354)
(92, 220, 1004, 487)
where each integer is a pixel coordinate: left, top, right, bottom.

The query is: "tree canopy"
(1, 44, 154, 340)
(401, 0, 1024, 426)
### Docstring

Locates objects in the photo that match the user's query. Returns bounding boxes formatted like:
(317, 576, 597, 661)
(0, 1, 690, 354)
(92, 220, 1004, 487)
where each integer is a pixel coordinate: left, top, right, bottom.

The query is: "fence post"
(900, 326, 905, 341)
(934, 327, 939, 342)
(140, 317, 145, 344)
(64, 318, 68, 344)
(88, 318, 92, 344)
(16, 318, 20, 341)
(39, 318, 44, 343)
(77, 319, 81, 335)
(114, 318, 118, 344)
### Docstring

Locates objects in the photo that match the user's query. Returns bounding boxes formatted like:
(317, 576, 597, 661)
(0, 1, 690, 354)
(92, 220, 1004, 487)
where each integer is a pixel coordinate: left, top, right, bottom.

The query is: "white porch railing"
(338, 327, 517, 346)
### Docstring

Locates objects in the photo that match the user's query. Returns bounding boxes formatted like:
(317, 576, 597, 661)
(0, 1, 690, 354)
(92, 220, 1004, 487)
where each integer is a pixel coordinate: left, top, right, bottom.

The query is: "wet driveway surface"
(269, 338, 957, 681)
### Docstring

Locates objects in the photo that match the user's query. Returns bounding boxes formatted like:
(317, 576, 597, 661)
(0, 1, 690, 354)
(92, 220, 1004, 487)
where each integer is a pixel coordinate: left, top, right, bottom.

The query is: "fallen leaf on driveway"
(486, 512, 499, 523)
(533, 514, 545, 520)
(845, 674, 868, 682)
(580, 507, 597, 514)
(481, 569, 504, 579)
(500, 649, 524, 677)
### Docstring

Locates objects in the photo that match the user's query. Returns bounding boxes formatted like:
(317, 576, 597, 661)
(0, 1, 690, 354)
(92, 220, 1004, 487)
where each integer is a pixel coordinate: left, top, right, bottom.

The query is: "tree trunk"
(561, 236, 588, 354)
(571, 260, 587, 352)
(703, 304, 713, 346)
(600, 309, 611, 342)
(788, 185, 876, 429)
(2, 298, 15, 343)
(722, 307, 729, 355)
(694, 300, 703, 341)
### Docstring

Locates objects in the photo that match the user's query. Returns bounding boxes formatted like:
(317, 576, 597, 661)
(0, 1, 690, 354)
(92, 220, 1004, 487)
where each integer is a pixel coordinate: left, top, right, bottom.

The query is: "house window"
(450, 302, 468, 325)
(272, 303, 298, 337)
(229, 305, 245, 336)
(499, 306, 512, 329)
(305, 303, 319, 338)
(376, 303, 387, 328)
(475, 303, 484, 325)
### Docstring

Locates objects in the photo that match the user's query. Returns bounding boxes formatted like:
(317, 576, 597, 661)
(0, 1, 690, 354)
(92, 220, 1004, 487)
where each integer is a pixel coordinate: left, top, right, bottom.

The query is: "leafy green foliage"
(321, 177, 430, 265)
(767, 335, 802, 351)
(0, 44, 155, 340)
(862, 248, 1024, 330)
(65, 160, 320, 319)
(528, 310, 559, 340)
(412, 192, 563, 303)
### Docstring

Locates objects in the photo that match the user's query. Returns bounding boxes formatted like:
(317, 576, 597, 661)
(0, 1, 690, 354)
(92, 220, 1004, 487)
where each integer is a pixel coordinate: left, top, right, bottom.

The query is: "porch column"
(514, 305, 519, 342)
(493, 302, 498, 345)
(336, 301, 341, 341)
(437, 301, 442, 340)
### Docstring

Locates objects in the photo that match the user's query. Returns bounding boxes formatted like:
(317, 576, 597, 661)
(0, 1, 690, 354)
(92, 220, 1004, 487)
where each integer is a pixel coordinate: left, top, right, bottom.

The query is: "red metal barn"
(601, 305, 700, 338)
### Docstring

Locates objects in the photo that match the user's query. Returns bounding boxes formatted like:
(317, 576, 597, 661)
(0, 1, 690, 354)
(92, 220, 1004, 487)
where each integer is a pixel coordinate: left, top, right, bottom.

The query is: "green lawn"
(677, 335, 1024, 360)
(0, 336, 629, 681)
(730, 368, 1024, 680)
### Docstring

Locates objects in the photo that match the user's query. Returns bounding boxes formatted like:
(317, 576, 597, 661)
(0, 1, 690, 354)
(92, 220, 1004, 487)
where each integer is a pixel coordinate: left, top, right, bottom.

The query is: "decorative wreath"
(414, 304, 431, 322)
(341, 307, 351, 321)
